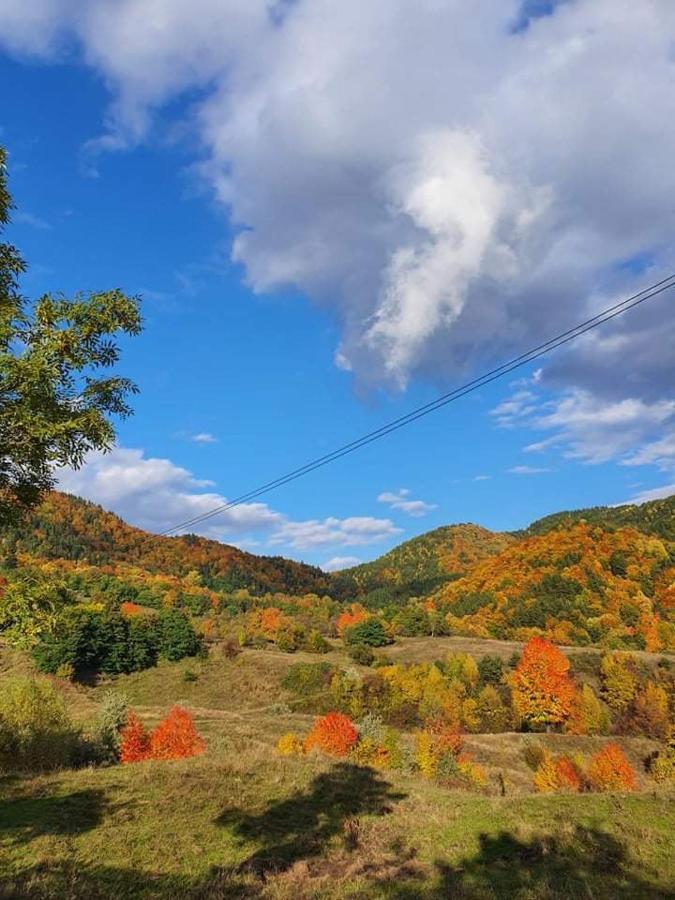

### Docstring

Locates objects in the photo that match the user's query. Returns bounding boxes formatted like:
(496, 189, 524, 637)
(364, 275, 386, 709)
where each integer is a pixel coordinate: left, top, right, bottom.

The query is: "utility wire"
(161, 273, 675, 536)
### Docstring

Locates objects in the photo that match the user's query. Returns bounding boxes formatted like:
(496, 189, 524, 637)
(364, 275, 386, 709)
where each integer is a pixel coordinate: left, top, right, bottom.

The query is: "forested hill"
(4, 492, 332, 596)
(524, 494, 675, 542)
(343, 524, 515, 600)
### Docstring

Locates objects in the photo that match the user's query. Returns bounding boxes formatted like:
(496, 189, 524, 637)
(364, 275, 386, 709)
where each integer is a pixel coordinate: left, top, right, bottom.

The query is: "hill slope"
(430, 521, 674, 650)
(344, 524, 515, 600)
(4, 492, 332, 596)
(524, 494, 675, 541)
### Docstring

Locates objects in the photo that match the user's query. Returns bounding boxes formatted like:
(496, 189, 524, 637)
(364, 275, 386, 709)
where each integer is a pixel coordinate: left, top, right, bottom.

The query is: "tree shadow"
(216, 762, 406, 878)
(366, 827, 672, 899)
(0, 788, 107, 846)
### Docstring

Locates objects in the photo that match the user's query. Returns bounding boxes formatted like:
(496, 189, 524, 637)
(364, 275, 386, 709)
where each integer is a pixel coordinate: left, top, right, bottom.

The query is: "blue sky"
(1, 2, 674, 569)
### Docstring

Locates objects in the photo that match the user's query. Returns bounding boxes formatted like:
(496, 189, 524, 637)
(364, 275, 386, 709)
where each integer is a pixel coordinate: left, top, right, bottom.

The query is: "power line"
(161, 273, 675, 536)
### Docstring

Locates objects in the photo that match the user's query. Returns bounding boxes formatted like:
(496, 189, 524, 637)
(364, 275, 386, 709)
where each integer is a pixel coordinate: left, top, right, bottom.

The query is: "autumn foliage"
(587, 743, 638, 792)
(336, 604, 368, 636)
(511, 637, 576, 729)
(304, 712, 359, 756)
(119, 712, 151, 763)
(120, 707, 205, 764)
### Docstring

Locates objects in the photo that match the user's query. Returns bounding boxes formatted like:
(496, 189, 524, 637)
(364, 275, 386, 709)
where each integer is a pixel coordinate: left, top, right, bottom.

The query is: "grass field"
(1, 641, 674, 898)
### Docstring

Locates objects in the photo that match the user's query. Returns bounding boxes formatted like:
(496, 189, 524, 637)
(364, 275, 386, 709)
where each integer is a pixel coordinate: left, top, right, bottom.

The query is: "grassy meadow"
(1, 639, 674, 899)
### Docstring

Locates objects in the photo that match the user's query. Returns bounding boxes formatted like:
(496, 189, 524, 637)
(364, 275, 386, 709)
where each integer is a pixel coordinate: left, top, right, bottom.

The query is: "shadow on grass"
(0, 788, 107, 845)
(217, 761, 406, 877)
(366, 827, 671, 899)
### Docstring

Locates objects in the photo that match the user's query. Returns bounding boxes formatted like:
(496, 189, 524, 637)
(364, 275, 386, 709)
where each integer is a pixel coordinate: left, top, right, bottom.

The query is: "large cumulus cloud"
(2, 0, 674, 479)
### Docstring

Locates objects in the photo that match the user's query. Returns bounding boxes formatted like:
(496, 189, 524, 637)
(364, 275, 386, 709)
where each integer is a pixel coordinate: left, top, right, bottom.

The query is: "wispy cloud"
(377, 488, 437, 517)
(473, 474, 491, 481)
(14, 210, 51, 230)
(509, 465, 551, 475)
(190, 432, 218, 444)
(323, 555, 362, 572)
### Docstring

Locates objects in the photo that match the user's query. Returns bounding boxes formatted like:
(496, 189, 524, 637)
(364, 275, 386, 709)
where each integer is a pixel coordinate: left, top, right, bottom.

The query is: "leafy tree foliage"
(0, 148, 142, 526)
(343, 618, 391, 648)
(511, 637, 576, 730)
(0, 676, 77, 772)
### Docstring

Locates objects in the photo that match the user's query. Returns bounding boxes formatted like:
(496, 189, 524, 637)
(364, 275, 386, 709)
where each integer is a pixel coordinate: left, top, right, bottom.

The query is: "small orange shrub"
(149, 706, 206, 760)
(120, 712, 150, 763)
(555, 755, 582, 792)
(120, 601, 144, 618)
(304, 712, 358, 757)
(587, 743, 638, 792)
(336, 604, 368, 636)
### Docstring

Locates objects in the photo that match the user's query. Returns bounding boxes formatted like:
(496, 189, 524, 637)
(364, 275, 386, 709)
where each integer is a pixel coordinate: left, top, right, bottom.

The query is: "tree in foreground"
(0, 146, 142, 528)
(511, 637, 576, 731)
(304, 711, 358, 757)
(149, 706, 206, 760)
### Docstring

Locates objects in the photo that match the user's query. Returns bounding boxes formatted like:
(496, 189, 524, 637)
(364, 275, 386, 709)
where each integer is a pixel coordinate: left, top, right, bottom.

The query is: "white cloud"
(4, 0, 675, 489)
(190, 432, 218, 444)
(269, 515, 401, 550)
(473, 474, 491, 481)
(1, 1, 674, 397)
(377, 488, 437, 517)
(56, 446, 400, 553)
(13, 210, 51, 230)
(322, 556, 361, 572)
(509, 465, 550, 475)
(627, 483, 675, 504)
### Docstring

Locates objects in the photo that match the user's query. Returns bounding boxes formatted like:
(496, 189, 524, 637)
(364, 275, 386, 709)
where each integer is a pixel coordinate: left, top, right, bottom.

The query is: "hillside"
(524, 494, 675, 542)
(431, 521, 675, 650)
(4, 492, 333, 596)
(344, 524, 515, 601)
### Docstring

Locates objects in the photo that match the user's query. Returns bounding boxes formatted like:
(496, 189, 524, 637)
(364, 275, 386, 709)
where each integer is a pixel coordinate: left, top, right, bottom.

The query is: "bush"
(304, 712, 358, 757)
(477, 654, 504, 685)
(348, 643, 375, 666)
(121, 707, 205, 763)
(120, 712, 150, 763)
(149, 706, 205, 760)
(90, 691, 129, 764)
(522, 739, 546, 771)
(303, 630, 331, 654)
(587, 743, 638, 792)
(281, 662, 335, 695)
(343, 619, 391, 648)
(0, 677, 78, 772)
(277, 732, 304, 755)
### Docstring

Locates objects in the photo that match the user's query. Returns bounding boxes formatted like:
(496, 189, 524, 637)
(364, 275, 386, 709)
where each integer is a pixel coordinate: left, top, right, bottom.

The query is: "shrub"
(304, 630, 331, 654)
(0, 677, 78, 772)
(348, 643, 375, 666)
(587, 743, 638, 792)
(567, 684, 610, 736)
(91, 691, 129, 763)
(478, 654, 504, 685)
(648, 725, 675, 783)
(282, 662, 335, 695)
(630, 681, 670, 739)
(304, 712, 358, 757)
(533, 752, 581, 793)
(120, 712, 150, 763)
(357, 712, 385, 743)
(522, 739, 546, 771)
(149, 706, 206, 760)
(277, 732, 305, 756)
(343, 619, 391, 648)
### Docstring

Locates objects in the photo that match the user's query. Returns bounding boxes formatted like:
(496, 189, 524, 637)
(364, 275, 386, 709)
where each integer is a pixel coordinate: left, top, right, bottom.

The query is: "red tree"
(149, 706, 206, 760)
(304, 712, 358, 757)
(120, 712, 150, 763)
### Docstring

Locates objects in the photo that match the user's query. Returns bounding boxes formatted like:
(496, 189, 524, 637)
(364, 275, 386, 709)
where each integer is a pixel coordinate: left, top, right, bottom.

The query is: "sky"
(1, 0, 674, 570)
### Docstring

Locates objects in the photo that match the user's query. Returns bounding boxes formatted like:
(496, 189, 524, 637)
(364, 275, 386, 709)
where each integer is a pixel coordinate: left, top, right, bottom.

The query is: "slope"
(3, 492, 332, 596)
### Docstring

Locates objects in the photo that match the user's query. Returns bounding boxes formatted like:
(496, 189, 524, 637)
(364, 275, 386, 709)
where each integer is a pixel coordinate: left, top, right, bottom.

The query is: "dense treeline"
(524, 495, 675, 542)
(4, 492, 337, 596)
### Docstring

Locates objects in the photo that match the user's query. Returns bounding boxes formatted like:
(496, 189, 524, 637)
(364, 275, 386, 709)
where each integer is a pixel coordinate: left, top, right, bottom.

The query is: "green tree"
(0, 147, 142, 526)
(343, 618, 391, 648)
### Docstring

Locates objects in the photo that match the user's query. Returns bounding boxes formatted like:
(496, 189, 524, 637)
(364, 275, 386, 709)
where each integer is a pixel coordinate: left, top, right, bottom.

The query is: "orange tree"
(511, 637, 576, 730)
